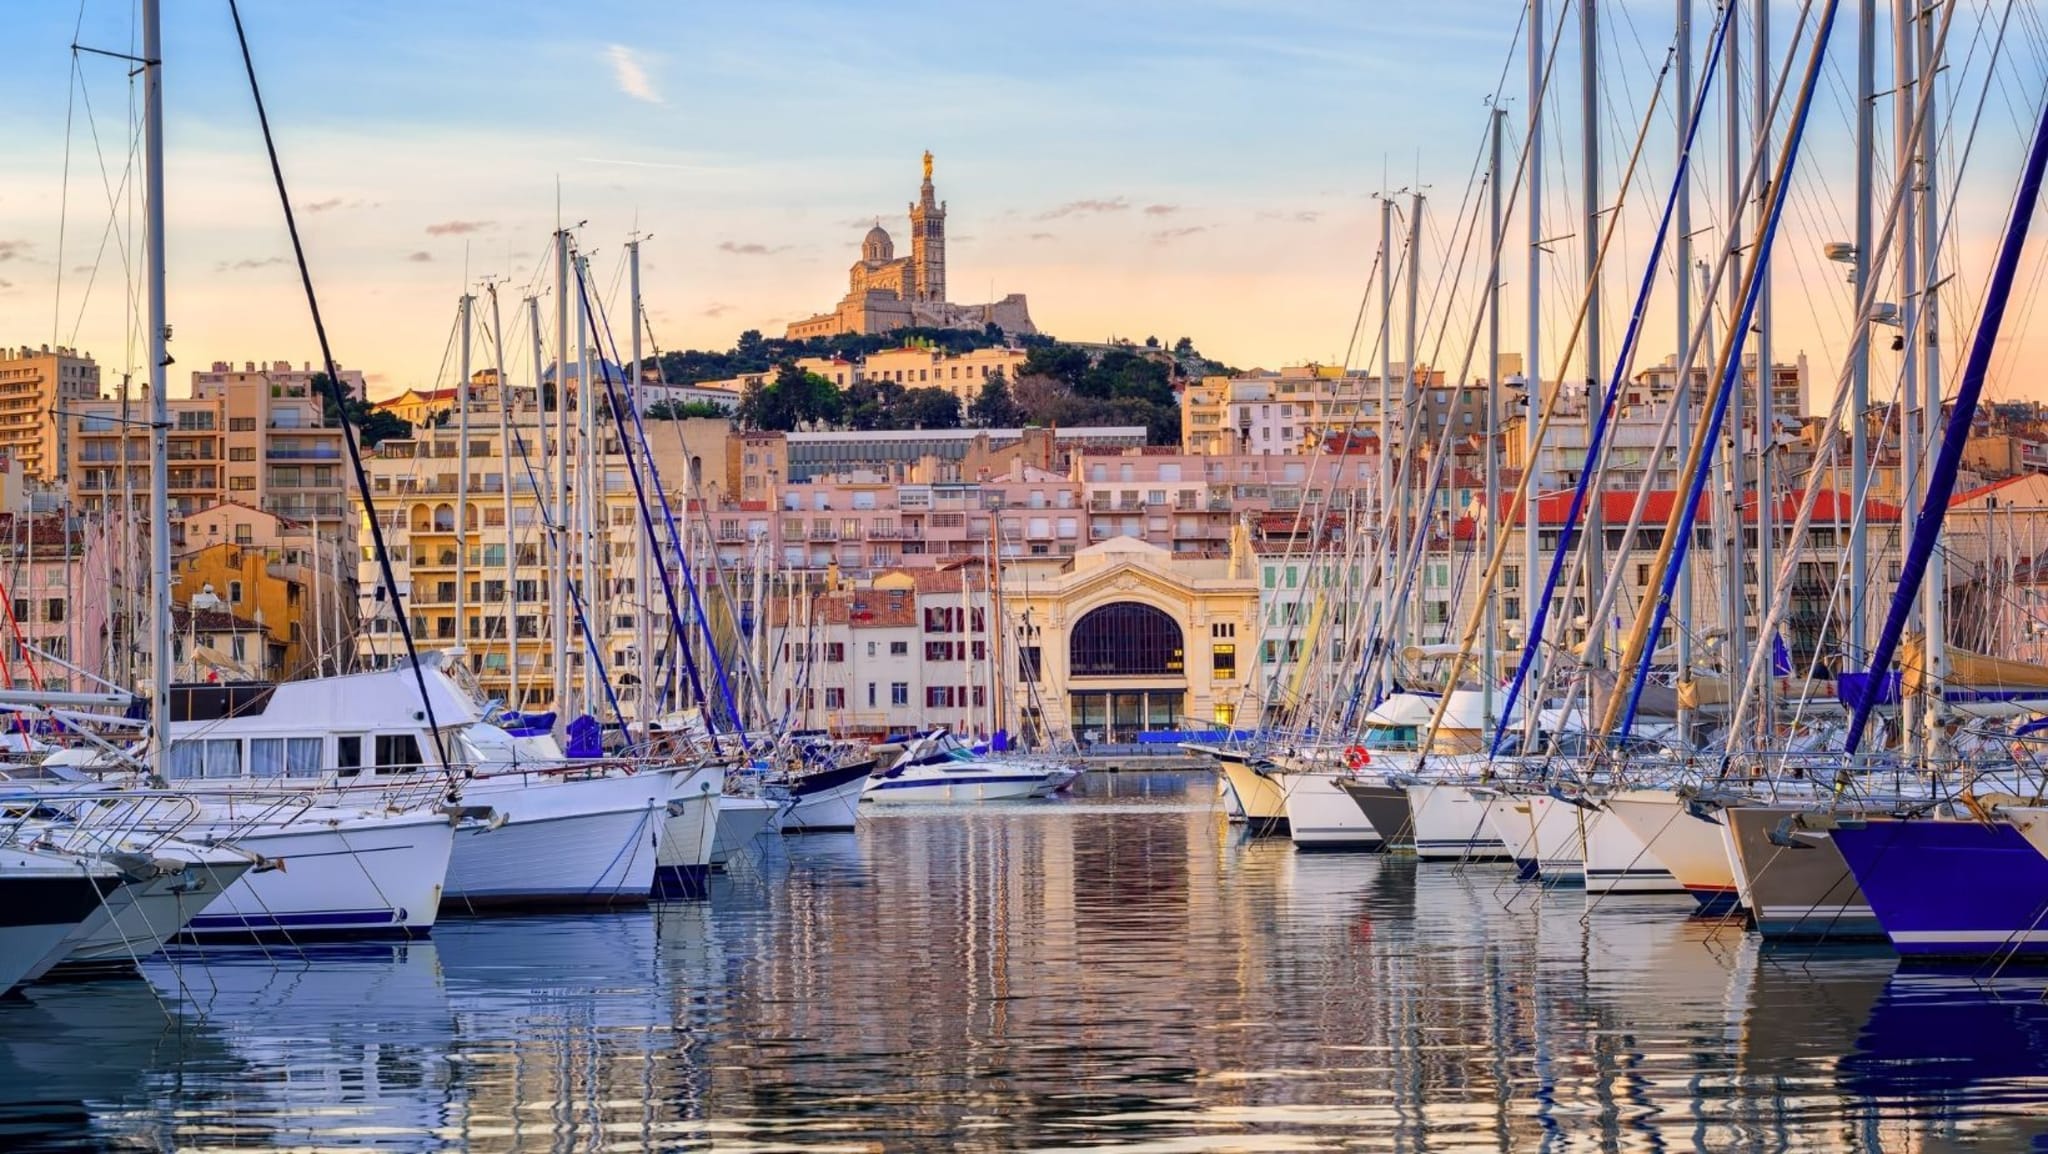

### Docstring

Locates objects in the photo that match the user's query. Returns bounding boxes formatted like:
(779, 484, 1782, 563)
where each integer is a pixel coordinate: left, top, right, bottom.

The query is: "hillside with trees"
(696, 329, 1234, 446)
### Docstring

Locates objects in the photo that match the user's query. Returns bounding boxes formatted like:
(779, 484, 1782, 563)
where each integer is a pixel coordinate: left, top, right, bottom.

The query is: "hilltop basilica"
(785, 153, 1036, 340)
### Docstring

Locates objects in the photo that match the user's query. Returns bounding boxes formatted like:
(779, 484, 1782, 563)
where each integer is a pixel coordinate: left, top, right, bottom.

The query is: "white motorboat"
(178, 800, 459, 940)
(863, 731, 1075, 805)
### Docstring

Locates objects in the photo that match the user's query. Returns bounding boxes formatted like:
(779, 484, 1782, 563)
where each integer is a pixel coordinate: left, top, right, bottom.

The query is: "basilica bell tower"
(909, 150, 947, 303)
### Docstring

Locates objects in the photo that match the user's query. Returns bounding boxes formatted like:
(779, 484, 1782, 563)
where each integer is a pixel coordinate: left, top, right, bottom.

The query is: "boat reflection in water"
(1, 774, 2045, 1150)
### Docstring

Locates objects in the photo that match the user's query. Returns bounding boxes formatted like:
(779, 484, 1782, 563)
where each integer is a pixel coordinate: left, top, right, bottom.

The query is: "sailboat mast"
(1916, 3, 1945, 754)
(1377, 196, 1395, 702)
(552, 231, 571, 719)
(628, 238, 652, 730)
(1402, 191, 1422, 658)
(1850, 0, 1875, 666)
(142, 0, 171, 778)
(1674, 0, 1694, 744)
(1484, 106, 1506, 728)
(1720, 3, 1749, 745)
(1523, 0, 1545, 743)
(1579, 0, 1605, 671)
(1893, 0, 1920, 749)
(575, 253, 598, 719)
(493, 286, 517, 706)
(1753, 0, 1778, 732)
(455, 292, 472, 662)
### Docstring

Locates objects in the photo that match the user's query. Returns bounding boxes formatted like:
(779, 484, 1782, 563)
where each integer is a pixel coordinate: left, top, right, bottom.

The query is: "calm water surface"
(4, 771, 2048, 1151)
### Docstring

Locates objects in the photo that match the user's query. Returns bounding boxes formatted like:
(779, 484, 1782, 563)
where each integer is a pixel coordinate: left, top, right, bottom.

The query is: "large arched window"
(1070, 602, 1184, 677)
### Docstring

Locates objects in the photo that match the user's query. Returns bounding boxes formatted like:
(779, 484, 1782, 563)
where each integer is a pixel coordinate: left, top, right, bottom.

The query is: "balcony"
(267, 446, 341, 461)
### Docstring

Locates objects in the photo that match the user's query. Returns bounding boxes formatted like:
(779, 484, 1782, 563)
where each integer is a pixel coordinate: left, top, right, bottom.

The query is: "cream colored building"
(1000, 534, 1262, 742)
(860, 345, 1027, 404)
(0, 344, 100, 480)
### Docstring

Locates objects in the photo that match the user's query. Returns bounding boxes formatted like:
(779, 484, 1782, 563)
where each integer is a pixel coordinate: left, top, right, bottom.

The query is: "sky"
(0, 2, 2044, 411)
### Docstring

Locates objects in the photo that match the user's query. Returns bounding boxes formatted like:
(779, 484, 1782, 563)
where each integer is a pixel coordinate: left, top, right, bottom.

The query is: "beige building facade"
(0, 344, 100, 480)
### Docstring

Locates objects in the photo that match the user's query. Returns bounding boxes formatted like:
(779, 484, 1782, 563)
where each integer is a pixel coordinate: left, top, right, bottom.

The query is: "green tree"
(968, 369, 1022, 428)
(736, 363, 843, 431)
(900, 386, 962, 430)
(645, 399, 730, 420)
(314, 372, 411, 447)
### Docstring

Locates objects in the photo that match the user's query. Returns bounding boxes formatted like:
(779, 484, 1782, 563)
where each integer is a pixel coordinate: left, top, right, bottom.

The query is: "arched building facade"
(999, 535, 1261, 745)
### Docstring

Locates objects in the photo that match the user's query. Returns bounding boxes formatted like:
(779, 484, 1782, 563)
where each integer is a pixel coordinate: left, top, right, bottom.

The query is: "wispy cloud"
(303, 197, 345, 213)
(1142, 204, 1180, 217)
(0, 279, 13, 290)
(700, 302, 736, 318)
(1151, 226, 1207, 244)
(1037, 197, 1129, 220)
(606, 45, 662, 105)
(216, 256, 287, 272)
(1027, 232, 1057, 242)
(425, 219, 493, 236)
(1258, 209, 1322, 224)
(406, 251, 433, 263)
(718, 241, 788, 256)
(0, 240, 28, 263)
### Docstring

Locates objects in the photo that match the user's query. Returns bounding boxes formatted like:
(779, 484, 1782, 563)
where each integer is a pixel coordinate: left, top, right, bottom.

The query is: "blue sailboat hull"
(1831, 819, 2048, 959)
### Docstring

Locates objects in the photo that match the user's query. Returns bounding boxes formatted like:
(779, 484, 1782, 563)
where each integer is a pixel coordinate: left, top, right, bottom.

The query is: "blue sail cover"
(564, 714, 604, 759)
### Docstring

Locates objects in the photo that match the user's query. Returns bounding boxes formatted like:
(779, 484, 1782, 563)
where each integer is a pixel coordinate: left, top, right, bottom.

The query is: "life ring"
(1344, 745, 1370, 770)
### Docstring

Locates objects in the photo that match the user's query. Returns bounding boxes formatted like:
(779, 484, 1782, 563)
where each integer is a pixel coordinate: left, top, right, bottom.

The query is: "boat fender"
(1344, 746, 1370, 770)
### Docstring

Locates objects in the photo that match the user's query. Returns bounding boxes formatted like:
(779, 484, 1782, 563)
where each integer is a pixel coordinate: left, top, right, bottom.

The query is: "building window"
(890, 641, 909, 656)
(868, 682, 877, 707)
(1212, 644, 1236, 680)
(228, 581, 244, 603)
(824, 687, 845, 709)
(1018, 645, 1042, 682)
(890, 682, 909, 706)
(1212, 622, 1234, 639)
(1069, 602, 1183, 677)
(825, 642, 845, 663)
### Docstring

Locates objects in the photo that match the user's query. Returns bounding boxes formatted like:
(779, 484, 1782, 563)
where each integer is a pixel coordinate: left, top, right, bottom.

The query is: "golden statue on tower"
(923, 150, 933, 182)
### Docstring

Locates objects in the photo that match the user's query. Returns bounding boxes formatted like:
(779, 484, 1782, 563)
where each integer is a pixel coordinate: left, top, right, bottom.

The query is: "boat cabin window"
(336, 735, 363, 777)
(169, 738, 244, 779)
(251, 737, 326, 778)
(1362, 725, 1419, 750)
(375, 733, 424, 770)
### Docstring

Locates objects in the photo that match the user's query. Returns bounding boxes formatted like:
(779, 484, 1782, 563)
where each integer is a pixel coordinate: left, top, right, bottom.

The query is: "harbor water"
(4, 770, 2047, 1151)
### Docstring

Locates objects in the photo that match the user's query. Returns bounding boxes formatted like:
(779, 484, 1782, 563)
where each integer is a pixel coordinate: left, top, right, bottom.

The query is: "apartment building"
(0, 345, 101, 480)
(349, 399, 721, 714)
(69, 360, 356, 524)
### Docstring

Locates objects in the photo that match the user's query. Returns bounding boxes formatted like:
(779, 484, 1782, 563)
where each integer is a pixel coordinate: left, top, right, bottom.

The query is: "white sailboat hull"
(1278, 770, 1383, 850)
(1213, 759, 1289, 832)
(1523, 795, 1589, 884)
(181, 809, 457, 940)
(1603, 789, 1740, 911)
(1581, 800, 1687, 895)
(657, 765, 725, 899)
(444, 770, 672, 907)
(48, 860, 254, 974)
(711, 795, 781, 867)
(0, 848, 118, 995)
(1407, 781, 1512, 861)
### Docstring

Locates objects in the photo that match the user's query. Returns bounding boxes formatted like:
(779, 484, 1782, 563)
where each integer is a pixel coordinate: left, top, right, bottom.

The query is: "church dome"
(862, 223, 894, 263)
